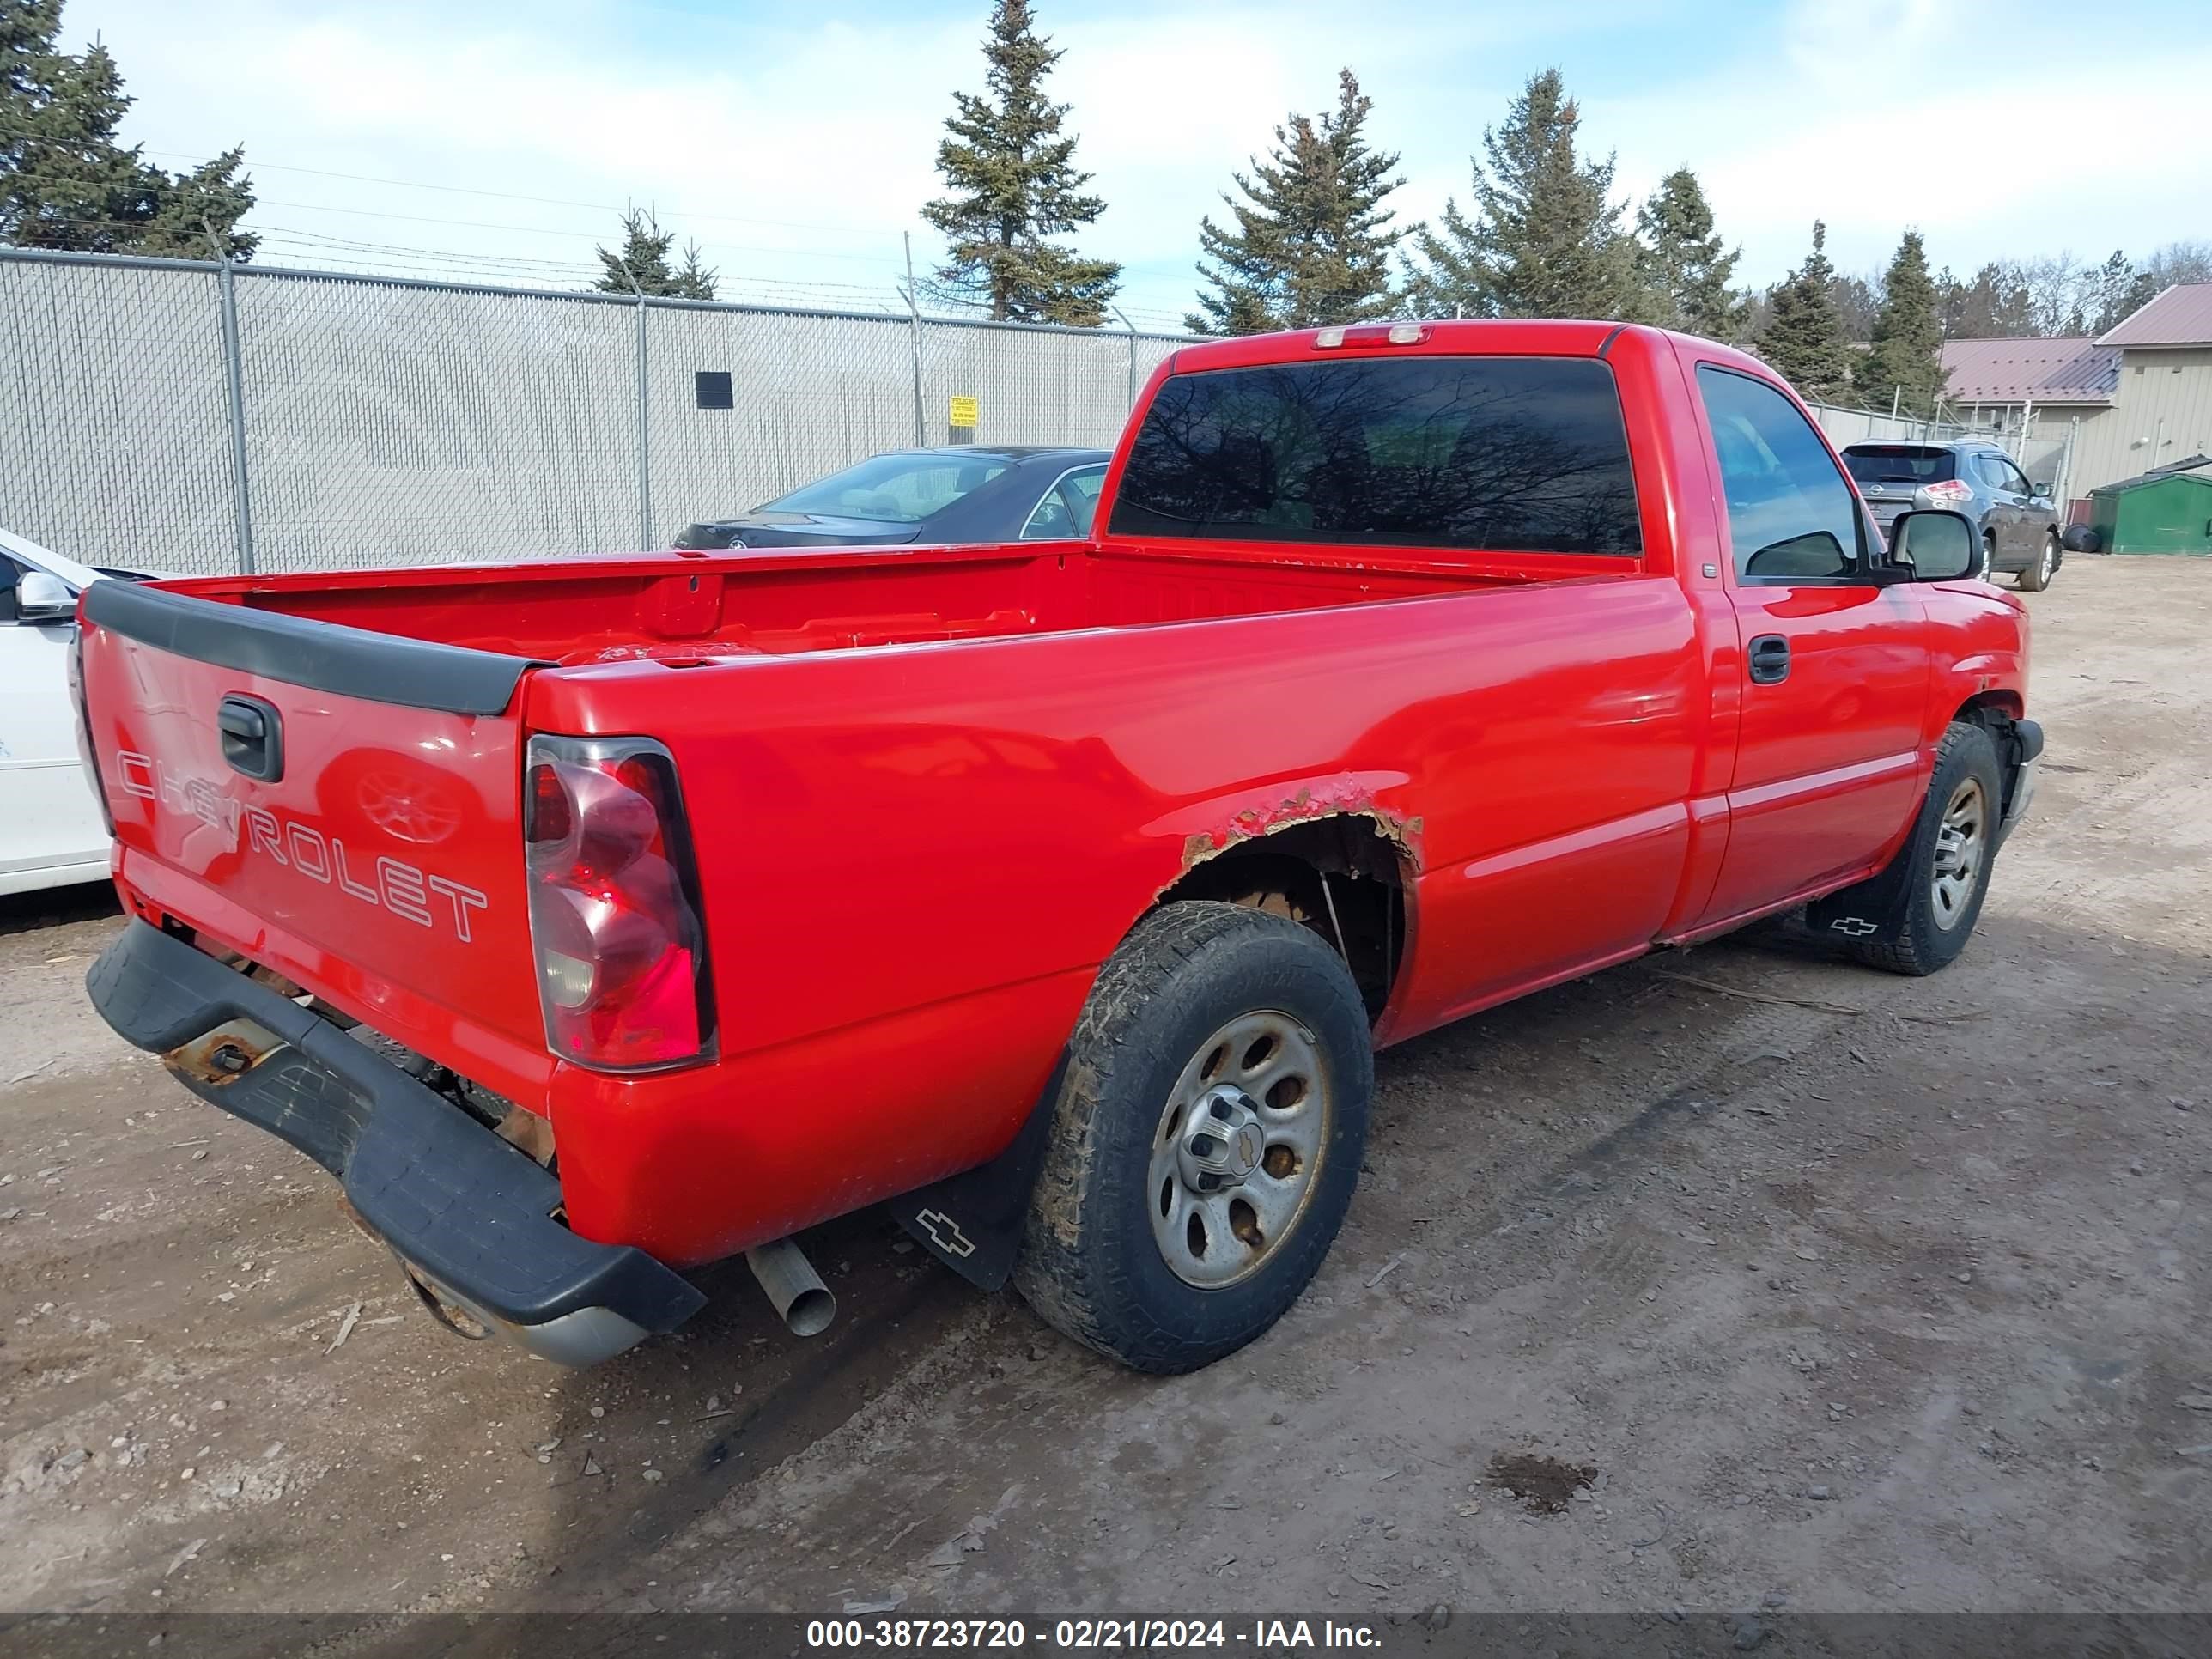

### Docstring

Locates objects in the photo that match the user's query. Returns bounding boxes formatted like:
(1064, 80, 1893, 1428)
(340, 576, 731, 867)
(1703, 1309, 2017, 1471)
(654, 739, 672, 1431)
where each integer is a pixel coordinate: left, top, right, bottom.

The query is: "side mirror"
(1891, 509, 1977, 582)
(15, 569, 77, 622)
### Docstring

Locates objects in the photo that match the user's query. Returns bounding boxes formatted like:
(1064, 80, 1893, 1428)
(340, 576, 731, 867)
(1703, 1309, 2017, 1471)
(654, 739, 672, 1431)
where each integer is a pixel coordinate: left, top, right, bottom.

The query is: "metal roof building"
(2096, 283, 2212, 349)
(2069, 284, 2212, 498)
(1940, 337, 2119, 411)
(1947, 285, 2212, 504)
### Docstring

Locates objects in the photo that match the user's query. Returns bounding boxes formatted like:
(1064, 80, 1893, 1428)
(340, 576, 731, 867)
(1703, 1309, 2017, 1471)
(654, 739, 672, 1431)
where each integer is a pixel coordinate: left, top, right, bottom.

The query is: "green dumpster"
(2089, 468, 2212, 555)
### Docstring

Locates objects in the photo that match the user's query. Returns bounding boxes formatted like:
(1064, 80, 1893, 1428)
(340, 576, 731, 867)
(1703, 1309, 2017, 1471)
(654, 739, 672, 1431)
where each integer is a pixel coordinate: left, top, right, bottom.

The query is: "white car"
(2, 530, 121, 895)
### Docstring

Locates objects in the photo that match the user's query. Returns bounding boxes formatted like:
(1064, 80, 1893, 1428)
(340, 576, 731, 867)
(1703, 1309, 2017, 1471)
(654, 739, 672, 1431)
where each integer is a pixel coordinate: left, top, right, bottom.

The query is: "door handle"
(217, 694, 284, 781)
(1747, 635, 1791, 685)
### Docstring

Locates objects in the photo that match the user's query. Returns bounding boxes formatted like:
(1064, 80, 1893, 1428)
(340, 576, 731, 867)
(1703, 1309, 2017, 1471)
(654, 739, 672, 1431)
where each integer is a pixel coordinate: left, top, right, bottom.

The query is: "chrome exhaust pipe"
(744, 1237, 836, 1337)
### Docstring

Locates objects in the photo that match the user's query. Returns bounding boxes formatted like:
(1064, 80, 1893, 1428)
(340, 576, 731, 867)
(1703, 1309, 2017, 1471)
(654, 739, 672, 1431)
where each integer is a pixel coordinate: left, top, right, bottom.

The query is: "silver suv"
(1840, 440, 2063, 592)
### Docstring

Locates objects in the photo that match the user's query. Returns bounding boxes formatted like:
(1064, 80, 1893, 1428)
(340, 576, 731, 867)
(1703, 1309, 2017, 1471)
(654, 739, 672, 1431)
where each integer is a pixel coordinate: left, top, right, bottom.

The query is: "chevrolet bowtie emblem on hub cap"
(1179, 1086, 1267, 1192)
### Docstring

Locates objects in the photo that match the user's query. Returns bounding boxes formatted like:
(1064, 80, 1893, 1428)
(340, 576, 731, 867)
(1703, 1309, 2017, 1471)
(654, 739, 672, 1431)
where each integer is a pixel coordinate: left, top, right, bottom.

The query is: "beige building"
(1942, 284, 2212, 507)
(2075, 284, 2212, 498)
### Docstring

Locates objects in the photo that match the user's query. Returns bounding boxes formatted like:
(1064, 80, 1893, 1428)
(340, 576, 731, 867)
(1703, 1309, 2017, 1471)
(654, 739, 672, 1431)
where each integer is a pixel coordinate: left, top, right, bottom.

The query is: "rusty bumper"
(86, 919, 703, 1364)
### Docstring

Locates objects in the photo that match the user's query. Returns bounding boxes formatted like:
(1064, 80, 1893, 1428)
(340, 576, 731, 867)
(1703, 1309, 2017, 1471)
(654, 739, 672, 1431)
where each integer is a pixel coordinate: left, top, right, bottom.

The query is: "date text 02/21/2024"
(802, 1619, 1384, 1650)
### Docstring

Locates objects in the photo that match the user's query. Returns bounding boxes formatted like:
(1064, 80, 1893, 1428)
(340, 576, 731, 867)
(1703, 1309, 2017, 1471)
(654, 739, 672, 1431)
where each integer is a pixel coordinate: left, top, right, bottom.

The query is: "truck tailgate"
(78, 580, 553, 1099)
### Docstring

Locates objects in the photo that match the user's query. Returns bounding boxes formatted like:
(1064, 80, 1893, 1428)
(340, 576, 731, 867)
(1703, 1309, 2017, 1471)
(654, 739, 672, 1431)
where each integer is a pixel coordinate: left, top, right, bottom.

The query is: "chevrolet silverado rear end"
(79, 319, 2032, 1374)
(76, 576, 717, 1360)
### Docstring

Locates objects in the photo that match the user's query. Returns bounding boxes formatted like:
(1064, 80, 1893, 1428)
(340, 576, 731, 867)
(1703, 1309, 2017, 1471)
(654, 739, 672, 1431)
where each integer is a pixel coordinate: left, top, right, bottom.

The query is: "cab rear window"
(1840, 445, 1957, 485)
(1107, 356, 1641, 554)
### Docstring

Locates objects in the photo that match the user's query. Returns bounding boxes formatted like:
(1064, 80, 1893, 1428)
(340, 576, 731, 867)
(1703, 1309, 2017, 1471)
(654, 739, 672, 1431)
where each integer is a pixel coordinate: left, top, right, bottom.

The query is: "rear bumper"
(86, 919, 703, 1364)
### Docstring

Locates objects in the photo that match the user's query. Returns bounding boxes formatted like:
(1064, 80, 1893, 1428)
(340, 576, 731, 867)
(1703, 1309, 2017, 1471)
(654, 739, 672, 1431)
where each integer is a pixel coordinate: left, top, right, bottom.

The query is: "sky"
(56, 0, 2212, 329)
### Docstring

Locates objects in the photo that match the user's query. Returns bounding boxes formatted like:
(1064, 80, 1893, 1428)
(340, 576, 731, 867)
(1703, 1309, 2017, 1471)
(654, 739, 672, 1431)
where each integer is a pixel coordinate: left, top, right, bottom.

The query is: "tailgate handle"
(217, 695, 284, 781)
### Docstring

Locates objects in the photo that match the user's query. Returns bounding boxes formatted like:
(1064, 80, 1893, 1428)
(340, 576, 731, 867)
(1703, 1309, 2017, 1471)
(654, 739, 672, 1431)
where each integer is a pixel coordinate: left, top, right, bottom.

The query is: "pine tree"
(2, 5, 254, 258)
(672, 240, 717, 301)
(1629, 166, 1741, 338)
(1187, 69, 1405, 335)
(1855, 229, 1944, 415)
(1401, 68, 1637, 320)
(2087, 250, 2154, 335)
(921, 0, 1119, 325)
(1829, 271, 1882, 342)
(1987, 265, 2036, 336)
(136, 146, 258, 259)
(3, 13, 144, 252)
(593, 209, 700, 297)
(1941, 261, 2035, 337)
(1759, 222, 1855, 401)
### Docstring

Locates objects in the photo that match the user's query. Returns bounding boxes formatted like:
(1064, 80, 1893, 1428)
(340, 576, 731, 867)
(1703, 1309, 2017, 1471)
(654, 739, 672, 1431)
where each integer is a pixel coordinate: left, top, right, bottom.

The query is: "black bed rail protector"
(82, 578, 550, 717)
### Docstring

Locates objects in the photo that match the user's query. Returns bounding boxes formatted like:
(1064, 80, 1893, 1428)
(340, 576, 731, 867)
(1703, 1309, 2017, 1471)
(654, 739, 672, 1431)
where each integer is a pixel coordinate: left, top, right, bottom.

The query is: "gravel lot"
(3, 557, 2207, 1637)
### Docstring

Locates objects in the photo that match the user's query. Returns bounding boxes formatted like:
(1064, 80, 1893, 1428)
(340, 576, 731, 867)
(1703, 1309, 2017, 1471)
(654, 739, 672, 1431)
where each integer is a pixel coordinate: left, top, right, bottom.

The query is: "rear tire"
(1978, 532, 1996, 582)
(2017, 532, 2058, 592)
(1014, 901, 1372, 1373)
(1808, 721, 2004, 976)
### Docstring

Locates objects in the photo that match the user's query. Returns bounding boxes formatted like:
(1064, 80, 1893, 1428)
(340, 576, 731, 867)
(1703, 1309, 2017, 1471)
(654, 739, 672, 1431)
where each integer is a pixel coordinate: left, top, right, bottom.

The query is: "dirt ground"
(3, 557, 2208, 1637)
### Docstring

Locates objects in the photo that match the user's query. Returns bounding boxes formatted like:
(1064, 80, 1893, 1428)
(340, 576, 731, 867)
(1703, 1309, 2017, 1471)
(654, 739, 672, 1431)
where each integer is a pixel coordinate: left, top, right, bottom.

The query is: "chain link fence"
(1, 248, 1189, 576)
(1798, 398, 1984, 450)
(0, 252, 240, 569)
(6, 246, 2018, 577)
(1799, 393, 2072, 498)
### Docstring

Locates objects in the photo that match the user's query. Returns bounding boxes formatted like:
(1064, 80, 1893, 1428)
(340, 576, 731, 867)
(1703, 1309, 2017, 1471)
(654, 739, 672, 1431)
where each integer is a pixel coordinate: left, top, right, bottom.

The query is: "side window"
(1022, 465, 1109, 539)
(1694, 367, 1866, 583)
(1999, 458, 2033, 496)
(1972, 455, 2009, 489)
(0, 556, 25, 625)
(1022, 490, 1073, 539)
(1061, 466, 1106, 536)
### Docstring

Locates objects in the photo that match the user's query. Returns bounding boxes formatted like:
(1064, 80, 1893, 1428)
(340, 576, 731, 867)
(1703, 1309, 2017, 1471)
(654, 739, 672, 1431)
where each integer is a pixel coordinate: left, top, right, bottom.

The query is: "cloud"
(58, 0, 2209, 321)
(1594, 1, 2212, 284)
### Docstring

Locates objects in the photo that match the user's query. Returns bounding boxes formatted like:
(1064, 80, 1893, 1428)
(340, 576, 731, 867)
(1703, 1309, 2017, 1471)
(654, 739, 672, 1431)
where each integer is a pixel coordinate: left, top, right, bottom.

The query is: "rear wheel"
(1014, 901, 1372, 1372)
(2017, 531, 2058, 592)
(1978, 532, 1997, 582)
(1808, 721, 2003, 976)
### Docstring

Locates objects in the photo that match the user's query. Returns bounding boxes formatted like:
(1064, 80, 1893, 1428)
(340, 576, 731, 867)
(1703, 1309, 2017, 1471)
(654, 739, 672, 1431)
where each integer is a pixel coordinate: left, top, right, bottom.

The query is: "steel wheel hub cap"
(1178, 1087, 1267, 1190)
(1149, 1011, 1330, 1288)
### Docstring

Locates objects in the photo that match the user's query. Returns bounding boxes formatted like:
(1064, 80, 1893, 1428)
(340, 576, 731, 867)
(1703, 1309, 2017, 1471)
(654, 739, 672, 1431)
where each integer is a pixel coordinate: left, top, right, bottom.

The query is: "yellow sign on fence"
(948, 395, 980, 428)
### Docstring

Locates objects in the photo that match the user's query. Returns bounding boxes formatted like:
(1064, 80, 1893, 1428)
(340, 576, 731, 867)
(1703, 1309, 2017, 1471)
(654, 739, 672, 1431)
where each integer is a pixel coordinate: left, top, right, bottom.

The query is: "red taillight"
(1923, 478, 1973, 503)
(524, 735, 714, 1072)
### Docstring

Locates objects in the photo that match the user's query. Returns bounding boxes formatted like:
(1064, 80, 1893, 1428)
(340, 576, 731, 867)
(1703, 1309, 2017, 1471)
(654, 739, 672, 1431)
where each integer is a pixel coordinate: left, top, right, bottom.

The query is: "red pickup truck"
(76, 320, 2040, 1374)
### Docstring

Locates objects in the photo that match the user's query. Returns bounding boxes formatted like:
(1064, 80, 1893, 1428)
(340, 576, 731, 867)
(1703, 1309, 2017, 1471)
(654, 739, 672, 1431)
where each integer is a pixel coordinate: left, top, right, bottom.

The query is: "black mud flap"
(885, 1056, 1065, 1291)
(1806, 848, 1914, 941)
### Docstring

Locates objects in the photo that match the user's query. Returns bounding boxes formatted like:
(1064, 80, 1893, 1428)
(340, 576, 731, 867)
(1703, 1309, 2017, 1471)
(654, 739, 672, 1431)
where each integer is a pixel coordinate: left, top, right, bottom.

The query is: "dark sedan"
(673, 446, 1110, 551)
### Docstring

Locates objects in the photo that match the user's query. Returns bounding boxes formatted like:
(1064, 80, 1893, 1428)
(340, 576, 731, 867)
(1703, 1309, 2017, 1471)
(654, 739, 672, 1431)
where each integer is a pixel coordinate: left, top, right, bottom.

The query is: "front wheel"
(2018, 531, 2058, 592)
(1808, 721, 2004, 975)
(1014, 901, 1373, 1373)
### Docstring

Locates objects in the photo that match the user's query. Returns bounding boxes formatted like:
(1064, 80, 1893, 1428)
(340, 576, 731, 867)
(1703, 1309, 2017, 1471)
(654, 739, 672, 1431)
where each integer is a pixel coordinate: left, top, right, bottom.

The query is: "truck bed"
(81, 529, 1676, 1265)
(159, 538, 1615, 665)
